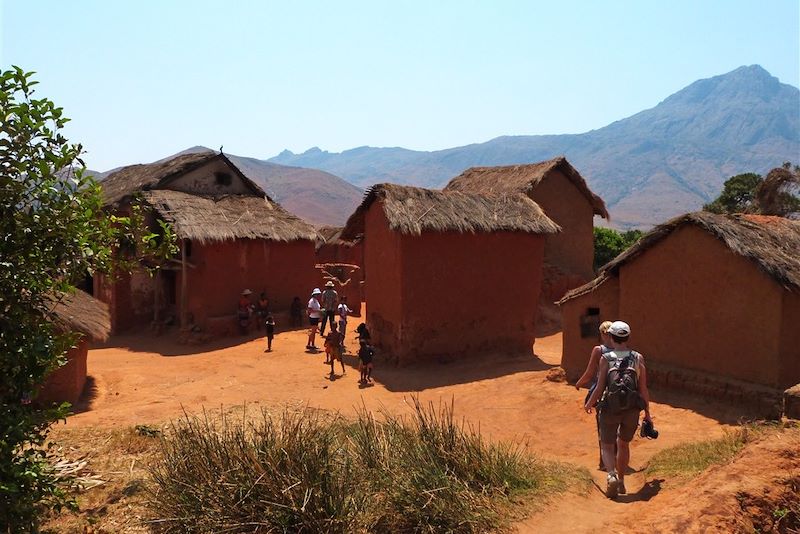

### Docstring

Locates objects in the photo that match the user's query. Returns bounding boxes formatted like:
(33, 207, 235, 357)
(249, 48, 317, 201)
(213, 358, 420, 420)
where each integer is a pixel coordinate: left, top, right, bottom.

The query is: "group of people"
(576, 320, 654, 499)
(306, 282, 374, 384)
(237, 289, 275, 349)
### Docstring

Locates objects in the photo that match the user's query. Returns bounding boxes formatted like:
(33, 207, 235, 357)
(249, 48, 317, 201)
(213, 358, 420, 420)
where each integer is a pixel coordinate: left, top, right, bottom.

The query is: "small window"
(214, 171, 232, 186)
(184, 239, 193, 258)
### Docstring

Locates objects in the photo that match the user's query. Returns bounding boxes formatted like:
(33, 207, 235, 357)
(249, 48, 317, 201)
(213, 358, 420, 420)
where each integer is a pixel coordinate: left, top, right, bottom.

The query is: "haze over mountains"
(271, 65, 799, 228)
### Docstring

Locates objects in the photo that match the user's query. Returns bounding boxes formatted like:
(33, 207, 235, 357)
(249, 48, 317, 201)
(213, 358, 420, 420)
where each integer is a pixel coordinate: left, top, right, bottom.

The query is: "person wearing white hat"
(584, 320, 652, 499)
(306, 288, 323, 350)
(319, 280, 339, 336)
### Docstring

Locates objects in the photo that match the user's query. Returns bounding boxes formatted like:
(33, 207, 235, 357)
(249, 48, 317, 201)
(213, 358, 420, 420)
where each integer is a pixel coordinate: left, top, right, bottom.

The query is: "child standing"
(324, 322, 345, 378)
(358, 338, 374, 385)
(336, 296, 353, 353)
(264, 315, 275, 352)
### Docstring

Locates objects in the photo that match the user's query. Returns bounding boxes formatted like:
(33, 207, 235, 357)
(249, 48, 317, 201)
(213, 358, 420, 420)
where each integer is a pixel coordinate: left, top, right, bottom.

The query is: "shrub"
(145, 401, 587, 533)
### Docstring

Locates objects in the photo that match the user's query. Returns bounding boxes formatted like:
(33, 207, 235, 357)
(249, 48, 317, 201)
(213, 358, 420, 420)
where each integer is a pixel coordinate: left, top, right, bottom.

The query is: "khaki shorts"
(598, 408, 640, 444)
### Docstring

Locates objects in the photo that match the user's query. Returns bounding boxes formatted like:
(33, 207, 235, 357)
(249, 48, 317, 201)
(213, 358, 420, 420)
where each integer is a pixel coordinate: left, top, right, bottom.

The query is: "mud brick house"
(97, 151, 318, 333)
(39, 290, 110, 405)
(559, 212, 800, 416)
(445, 157, 608, 298)
(340, 183, 559, 364)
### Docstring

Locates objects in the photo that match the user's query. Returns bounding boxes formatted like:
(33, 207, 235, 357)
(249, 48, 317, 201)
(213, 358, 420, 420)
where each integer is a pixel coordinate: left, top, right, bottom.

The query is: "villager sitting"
(324, 322, 345, 378)
(237, 289, 254, 335)
(254, 292, 270, 330)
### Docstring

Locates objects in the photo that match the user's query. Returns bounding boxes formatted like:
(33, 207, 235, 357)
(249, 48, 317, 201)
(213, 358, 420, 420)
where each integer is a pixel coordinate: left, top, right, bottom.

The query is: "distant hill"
(92, 147, 363, 227)
(270, 65, 800, 228)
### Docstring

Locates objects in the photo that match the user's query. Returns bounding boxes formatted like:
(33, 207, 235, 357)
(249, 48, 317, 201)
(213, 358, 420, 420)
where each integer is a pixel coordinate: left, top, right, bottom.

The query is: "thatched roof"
(444, 156, 609, 219)
(47, 290, 111, 341)
(101, 151, 265, 206)
(315, 226, 360, 250)
(141, 190, 318, 243)
(560, 212, 800, 303)
(341, 183, 560, 240)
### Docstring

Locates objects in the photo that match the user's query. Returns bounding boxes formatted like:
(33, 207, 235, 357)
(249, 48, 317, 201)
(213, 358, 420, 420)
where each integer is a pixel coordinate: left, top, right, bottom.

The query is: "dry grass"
(41, 425, 163, 533)
(144, 400, 588, 533)
(341, 183, 560, 240)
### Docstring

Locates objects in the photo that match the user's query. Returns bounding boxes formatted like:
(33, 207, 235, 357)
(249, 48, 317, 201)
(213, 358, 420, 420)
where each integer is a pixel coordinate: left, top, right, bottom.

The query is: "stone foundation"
(647, 362, 784, 420)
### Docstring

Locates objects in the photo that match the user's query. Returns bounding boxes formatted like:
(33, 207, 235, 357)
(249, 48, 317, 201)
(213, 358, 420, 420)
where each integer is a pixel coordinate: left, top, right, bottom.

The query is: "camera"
(640, 419, 659, 439)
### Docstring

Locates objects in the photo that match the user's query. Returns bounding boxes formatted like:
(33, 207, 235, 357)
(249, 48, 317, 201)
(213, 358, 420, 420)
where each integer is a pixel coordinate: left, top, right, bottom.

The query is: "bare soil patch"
(44, 324, 788, 532)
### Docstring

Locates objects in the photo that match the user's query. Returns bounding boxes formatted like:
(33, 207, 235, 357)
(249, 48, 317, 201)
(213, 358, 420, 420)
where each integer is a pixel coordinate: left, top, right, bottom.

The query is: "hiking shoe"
(606, 473, 620, 499)
(618, 480, 627, 495)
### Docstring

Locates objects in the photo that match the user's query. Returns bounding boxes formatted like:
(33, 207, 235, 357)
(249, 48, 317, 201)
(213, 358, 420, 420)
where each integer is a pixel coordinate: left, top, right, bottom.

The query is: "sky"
(2, 0, 799, 171)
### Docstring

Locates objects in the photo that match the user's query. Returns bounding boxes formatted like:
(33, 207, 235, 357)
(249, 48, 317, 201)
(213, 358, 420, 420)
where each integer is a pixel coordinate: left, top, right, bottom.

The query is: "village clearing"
(45, 325, 799, 533)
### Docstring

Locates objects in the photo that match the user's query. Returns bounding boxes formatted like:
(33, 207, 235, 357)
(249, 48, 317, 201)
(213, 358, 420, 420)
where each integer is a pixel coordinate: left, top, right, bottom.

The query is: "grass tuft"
(645, 426, 757, 480)
(144, 399, 587, 533)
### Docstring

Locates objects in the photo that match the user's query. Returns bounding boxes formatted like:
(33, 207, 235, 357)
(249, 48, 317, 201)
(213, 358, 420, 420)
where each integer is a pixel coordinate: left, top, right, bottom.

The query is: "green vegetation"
(645, 427, 755, 480)
(704, 165, 800, 216)
(146, 400, 588, 533)
(0, 67, 176, 531)
(593, 227, 643, 271)
(0, 67, 122, 530)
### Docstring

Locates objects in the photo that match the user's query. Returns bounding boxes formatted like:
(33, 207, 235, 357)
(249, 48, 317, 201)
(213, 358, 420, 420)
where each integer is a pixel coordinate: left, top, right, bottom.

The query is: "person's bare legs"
(616, 438, 631, 492)
(601, 443, 616, 476)
(307, 325, 317, 348)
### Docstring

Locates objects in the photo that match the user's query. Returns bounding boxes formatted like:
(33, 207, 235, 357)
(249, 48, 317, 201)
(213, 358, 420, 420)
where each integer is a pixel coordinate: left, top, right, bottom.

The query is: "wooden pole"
(180, 239, 188, 329)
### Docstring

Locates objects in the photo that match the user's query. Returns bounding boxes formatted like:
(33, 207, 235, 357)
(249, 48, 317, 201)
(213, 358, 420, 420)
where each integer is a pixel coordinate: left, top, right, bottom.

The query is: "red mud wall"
(560, 277, 620, 381)
(620, 226, 784, 388)
(94, 268, 157, 333)
(363, 204, 403, 353)
(396, 231, 545, 364)
(530, 171, 595, 281)
(779, 292, 800, 389)
(38, 338, 88, 405)
(180, 239, 316, 327)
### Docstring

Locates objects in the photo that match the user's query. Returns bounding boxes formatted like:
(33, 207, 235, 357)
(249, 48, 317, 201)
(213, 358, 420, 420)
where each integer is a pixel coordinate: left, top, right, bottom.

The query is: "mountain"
(270, 65, 800, 228)
(93, 147, 364, 227)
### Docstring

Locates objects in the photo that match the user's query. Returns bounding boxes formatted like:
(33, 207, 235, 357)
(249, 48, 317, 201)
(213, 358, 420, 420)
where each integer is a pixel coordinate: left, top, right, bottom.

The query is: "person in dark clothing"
(358, 339, 374, 384)
(264, 315, 275, 352)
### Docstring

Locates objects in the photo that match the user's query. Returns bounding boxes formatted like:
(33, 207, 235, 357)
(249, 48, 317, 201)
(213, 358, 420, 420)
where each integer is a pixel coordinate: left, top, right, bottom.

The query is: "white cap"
(311, 288, 322, 296)
(608, 321, 630, 337)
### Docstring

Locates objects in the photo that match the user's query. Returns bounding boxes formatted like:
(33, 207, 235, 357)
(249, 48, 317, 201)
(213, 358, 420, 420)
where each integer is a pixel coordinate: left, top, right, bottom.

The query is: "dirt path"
(63, 325, 755, 532)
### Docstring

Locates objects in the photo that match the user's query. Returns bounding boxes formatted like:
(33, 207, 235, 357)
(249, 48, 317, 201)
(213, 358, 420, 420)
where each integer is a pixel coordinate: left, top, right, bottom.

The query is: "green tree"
(0, 67, 120, 530)
(593, 227, 642, 271)
(703, 172, 763, 214)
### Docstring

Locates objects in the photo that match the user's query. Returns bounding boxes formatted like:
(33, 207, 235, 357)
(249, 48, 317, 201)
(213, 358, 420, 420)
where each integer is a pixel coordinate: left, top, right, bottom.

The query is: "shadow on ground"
(72, 376, 99, 414)
(92, 326, 305, 357)
(330, 350, 556, 393)
(649, 386, 765, 425)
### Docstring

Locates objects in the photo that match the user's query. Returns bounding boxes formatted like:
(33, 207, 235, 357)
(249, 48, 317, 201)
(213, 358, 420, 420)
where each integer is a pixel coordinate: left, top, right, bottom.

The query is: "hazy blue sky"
(2, 0, 798, 171)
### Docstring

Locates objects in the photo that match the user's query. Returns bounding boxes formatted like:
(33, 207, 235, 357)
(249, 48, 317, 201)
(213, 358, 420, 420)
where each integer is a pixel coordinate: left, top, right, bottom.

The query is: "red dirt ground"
(55, 321, 794, 532)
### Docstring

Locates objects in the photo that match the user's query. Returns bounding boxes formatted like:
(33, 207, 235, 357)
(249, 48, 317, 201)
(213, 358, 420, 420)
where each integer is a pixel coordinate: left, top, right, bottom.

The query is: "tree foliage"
(702, 172, 763, 214)
(593, 227, 643, 271)
(703, 165, 799, 216)
(0, 67, 121, 530)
